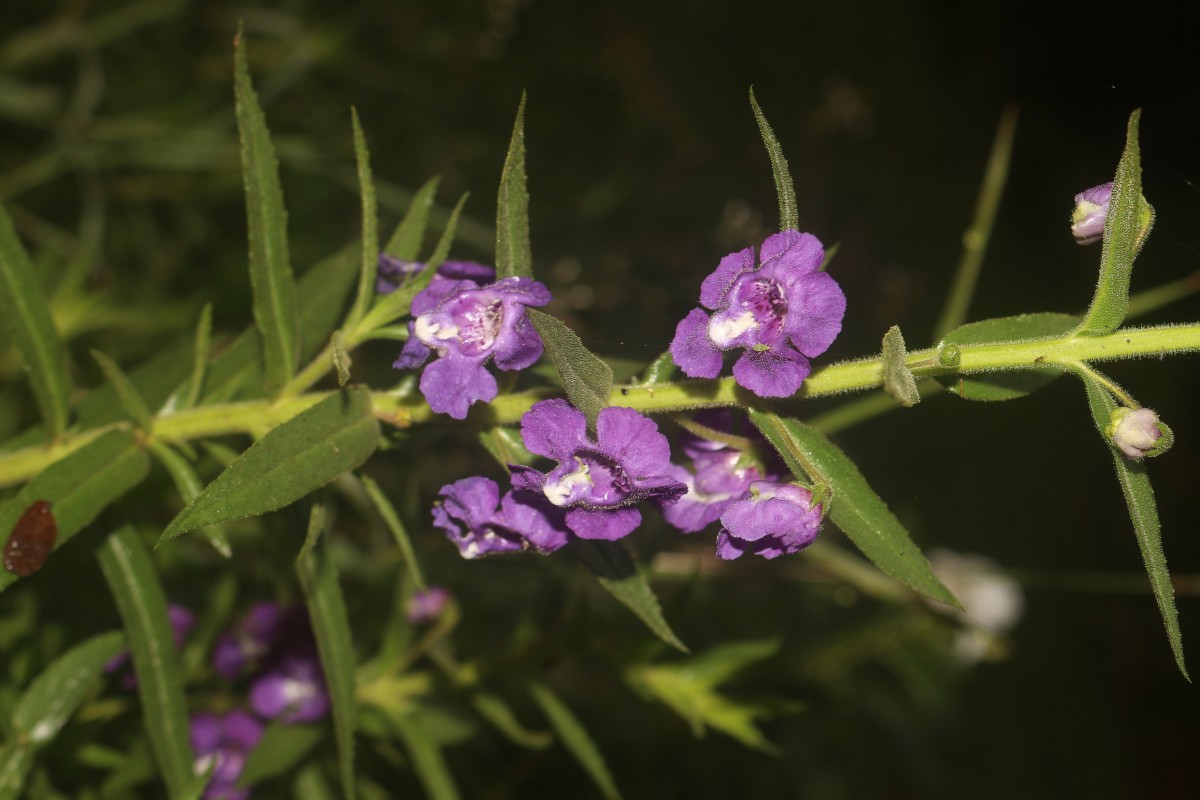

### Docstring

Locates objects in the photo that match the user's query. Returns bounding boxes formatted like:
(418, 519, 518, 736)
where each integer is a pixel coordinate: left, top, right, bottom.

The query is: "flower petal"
(669, 308, 723, 378)
(492, 309, 544, 370)
(566, 506, 642, 540)
(419, 356, 497, 419)
(595, 406, 672, 476)
(500, 492, 570, 554)
(731, 348, 810, 397)
(699, 245, 755, 309)
(759, 229, 823, 274)
(393, 324, 431, 370)
(520, 399, 589, 460)
(785, 272, 846, 358)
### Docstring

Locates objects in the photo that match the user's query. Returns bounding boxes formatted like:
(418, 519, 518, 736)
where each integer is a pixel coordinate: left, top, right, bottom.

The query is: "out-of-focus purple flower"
(249, 651, 330, 724)
(191, 710, 263, 800)
(670, 230, 845, 398)
(660, 412, 778, 533)
(394, 275, 552, 419)
(1071, 182, 1113, 245)
(1108, 406, 1171, 460)
(715, 481, 822, 561)
(406, 586, 452, 623)
(929, 548, 1024, 665)
(213, 602, 288, 681)
(106, 603, 195, 689)
(433, 476, 569, 558)
(509, 399, 687, 541)
(376, 255, 496, 294)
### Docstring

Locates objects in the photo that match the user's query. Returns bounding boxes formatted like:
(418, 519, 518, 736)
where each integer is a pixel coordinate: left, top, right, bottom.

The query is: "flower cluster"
(670, 230, 845, 397)
(393, 257, 552, 419)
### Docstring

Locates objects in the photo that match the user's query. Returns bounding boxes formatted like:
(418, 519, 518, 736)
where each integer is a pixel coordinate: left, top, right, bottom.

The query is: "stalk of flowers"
(213, 603, 330, 724)
(392, 257, 552, 420)
(670, 230, 845, 397)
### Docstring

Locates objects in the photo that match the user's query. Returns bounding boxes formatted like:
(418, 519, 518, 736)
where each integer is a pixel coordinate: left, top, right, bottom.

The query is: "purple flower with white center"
(191, 710, 263, 800)
(508, 399, 688, 541)
(1071, 182, 1113, 245)
(376, 255, 496, 294)
(407, 586, 452, 623)
(249, 651, 331, 724)
(106, 603, 195, 689)
(394, 275, 552, 419)
(670, 230, 846, 398)
(213, 602, 289, 681)
(433, 476, 569, 558)
(660, 414, 778, 533)
(715, 481, 822, 561)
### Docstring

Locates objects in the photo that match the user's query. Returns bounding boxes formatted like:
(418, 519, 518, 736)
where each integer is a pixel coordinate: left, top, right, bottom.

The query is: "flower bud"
(1071, 182, 1112, 245)
(1107, 407, 1172, 460)
(406, 586, 452, 623)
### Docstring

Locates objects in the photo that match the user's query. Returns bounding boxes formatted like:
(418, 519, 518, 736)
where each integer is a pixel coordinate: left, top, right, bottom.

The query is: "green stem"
(3, 322, 1200, 489)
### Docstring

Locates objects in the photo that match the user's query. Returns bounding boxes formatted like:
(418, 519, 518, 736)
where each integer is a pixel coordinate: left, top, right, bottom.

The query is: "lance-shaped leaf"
(92, 349, 154, 431)
(234, 25, 300, 396)
(526, 309, 613, 430)
(345, 108, 379, 331)
(183, 303, 212, 411)
(0, 631, 125, 800)
(0, 203, 70, 439)
(749, 88, 798, 232)
(296, 503, 358, 799)
(360, 474, 425, 589)
(495, 93, 533, 279)
(384, 175, 441, 259)
(0, 429, 149, 593)
(1081, 374, 1187, 678)
(1075, 109, 1153, 336)
(149, 443, 231, 558)
(391, 712, 461, 800)
(160, 387, 380, 541)
(570, 539, 687, 653)
(470, 692, 552, 749)
(237, 723, 325, 788)
(98, 526, 195, 799)
(749, 410, 958, 608)
(937, 312, 1077, 402)
(528, 682, 622, 800)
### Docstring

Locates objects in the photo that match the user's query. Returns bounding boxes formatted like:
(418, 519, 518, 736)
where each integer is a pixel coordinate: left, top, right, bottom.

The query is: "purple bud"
(212, 602, 287, 681)
(715, 481, 822, 560)
(248, 653, 330, 724)
(407, 586, 452, 624)
(191, 710, 263, 800)
(1107, 407, 1170, 460)
(1071, 182, 1112, 245)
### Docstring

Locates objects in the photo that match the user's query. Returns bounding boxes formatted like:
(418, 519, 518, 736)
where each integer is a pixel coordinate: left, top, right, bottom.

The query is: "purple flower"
(249, 651, 330, 724)
(509, 399, 688, 541)
(670, 230, 845, 397)
(213, 602, 288, 681)
(106, 603, 195, 689)
(407, 586, 452, 623)
(433, 476, 570, 558)
(1108, 406, 1170, 460)
(394, 274, 552, 419)
(377, 255, 496, 294)
(1071, 182, 1113, 245)
(715, 481, 822, 561)
(191, 710, 263, 800)
(660, 413, 778, 533)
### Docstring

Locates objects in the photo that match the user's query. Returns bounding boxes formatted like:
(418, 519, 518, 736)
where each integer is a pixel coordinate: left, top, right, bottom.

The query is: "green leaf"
(526, 309, 613, 429)
(749, 411, 959, 607)
(626, 640, 780, 753)
(234, 25, 300, 397)
(478, 426, 536, 471)
(179, 763, 216, 800)
(160, 387, 380, 541)
(345, 108, 379, 331)
(183, 303, 212, 411)
(1081, 375, 1187, 678)
(0, 203, 70, 439)
(149, 443, 231, 558)
(570, 540, 688, 652)
(293, 764, 336, 800)
(937, 313, 1077, 401)
(97, 526, 194, 799)
(495, 93, 533, 280)
(749, 88, 798, 232)
(91, 350, 154, 431)
(360, 474, 425, 589)
(0, 429, 149, 593)
(1076, 109, 1153, 337)
(332, 330, 352, 386)
(470, 692, 552, 749)
(0, 631, 126, 800)
(528, 682, 622, 800)
(390, 712, 461, 800)
(880, 326, 919, 407)
(296, 503, 358, 800)
(635, 350, 679, 387)
(384, 176, 440, 259)
(237, 722, 324, 787)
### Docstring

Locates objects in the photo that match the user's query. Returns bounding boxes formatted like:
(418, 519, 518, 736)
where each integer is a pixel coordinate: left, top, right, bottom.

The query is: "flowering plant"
(0, 19, 1195, 800)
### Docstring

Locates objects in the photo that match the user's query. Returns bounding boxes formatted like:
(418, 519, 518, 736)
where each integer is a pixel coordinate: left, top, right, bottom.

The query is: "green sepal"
(881, 325, 919, 407)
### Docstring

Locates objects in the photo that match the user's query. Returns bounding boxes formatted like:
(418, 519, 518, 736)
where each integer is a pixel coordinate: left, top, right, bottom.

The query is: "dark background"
(1, 1, 1199, 797)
